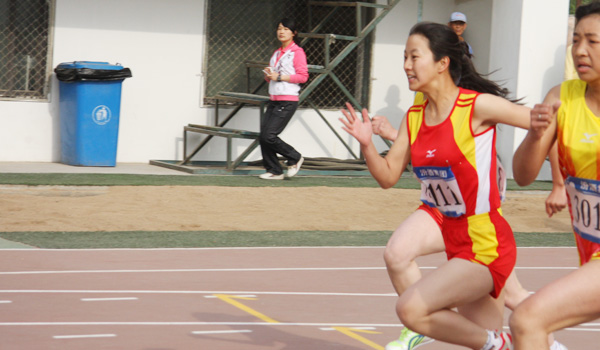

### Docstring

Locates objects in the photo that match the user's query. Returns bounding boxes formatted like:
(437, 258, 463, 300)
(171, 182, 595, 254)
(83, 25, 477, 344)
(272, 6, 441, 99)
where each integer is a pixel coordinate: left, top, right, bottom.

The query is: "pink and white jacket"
(268, 42, 309, 101)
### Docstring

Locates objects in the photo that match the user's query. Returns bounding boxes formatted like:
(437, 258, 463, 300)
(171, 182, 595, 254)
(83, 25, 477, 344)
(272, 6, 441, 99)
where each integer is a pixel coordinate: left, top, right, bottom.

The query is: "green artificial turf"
(0, 231, 574, 249)
(0, 172, 553, 191)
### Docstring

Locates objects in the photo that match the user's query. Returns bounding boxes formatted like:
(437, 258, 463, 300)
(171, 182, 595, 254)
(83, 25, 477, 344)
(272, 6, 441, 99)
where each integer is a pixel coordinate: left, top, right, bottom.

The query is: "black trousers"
(260, 100, 302, 175)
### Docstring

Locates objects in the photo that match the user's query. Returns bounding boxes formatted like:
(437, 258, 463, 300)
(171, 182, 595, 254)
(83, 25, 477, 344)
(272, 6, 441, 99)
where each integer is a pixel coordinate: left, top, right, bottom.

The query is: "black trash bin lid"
(55, 61, 132, 82)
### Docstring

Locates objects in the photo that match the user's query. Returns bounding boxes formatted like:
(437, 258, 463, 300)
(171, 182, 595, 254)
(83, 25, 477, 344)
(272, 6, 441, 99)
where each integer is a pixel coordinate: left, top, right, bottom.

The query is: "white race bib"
(414, 166, 466, 217)
(565, 176, 600, 243)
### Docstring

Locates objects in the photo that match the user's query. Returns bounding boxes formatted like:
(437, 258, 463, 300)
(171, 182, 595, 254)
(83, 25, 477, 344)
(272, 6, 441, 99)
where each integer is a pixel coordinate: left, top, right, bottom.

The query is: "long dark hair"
(409, 22, 511, 99)
(279, 17, 300, 45)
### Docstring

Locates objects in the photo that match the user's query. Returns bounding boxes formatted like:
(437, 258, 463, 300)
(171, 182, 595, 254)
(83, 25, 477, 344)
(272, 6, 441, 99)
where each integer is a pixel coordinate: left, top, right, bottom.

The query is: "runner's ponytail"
(409, 22, 514, 101)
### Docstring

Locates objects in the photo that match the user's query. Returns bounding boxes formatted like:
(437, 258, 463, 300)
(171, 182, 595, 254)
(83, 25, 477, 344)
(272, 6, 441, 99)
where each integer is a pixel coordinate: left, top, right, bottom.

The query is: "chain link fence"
(0, 0, 53, 100)
(204, 0, 374, 109)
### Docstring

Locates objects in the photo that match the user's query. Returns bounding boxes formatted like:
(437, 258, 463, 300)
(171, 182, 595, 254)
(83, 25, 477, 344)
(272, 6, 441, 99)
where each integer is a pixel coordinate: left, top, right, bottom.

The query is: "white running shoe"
(492, 331, 513, 350)
(286, 157, 304, 177)
(258, 172, 284, 180)
(550, 341, 568, 350)
(385, 328, 434, 350)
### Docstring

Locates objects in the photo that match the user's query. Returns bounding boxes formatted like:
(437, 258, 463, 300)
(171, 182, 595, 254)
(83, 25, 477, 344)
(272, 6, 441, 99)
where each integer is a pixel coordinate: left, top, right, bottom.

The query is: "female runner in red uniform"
(341, 22, 531, 350)
(372, 110, 566, 350)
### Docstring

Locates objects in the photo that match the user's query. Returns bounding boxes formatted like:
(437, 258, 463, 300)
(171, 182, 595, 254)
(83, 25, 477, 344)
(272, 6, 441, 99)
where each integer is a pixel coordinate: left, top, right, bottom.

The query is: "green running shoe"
(385, 327, 434, 350)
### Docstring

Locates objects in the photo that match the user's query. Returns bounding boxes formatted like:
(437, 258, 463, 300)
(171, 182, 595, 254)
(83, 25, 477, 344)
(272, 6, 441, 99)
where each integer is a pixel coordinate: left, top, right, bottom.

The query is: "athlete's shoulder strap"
(456, 88, 479, 108)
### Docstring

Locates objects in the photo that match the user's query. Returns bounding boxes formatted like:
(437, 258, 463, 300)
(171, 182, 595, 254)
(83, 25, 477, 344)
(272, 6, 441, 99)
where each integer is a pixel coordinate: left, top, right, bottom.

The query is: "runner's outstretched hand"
(340, 102, 374, 146)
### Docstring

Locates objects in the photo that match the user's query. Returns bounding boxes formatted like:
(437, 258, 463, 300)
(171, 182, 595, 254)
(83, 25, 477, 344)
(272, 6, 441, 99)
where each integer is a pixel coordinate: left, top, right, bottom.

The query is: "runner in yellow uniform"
(511, 3, 600, 349)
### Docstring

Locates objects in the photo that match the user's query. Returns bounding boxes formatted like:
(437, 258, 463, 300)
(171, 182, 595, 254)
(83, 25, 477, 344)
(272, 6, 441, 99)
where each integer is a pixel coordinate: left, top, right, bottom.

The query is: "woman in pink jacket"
(260, 17, 309, 180)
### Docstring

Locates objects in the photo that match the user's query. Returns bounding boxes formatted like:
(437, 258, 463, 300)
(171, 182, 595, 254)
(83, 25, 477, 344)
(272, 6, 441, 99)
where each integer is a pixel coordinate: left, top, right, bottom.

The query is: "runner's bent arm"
(545, 142, 567, 217)
(471, 93, 531, 133)
(513, 85, 561, 186)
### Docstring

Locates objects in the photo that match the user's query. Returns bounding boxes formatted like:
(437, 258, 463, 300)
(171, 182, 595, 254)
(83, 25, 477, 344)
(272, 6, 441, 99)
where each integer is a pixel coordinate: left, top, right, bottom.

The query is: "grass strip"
(0, 231, 574, 249)
(0, 173, 554, 190)
(0, 173, 395, 187)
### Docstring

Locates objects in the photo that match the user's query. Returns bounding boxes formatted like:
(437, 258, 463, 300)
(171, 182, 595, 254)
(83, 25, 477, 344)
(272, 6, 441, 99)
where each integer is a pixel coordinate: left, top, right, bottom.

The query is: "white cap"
(450, 12, 467, 23)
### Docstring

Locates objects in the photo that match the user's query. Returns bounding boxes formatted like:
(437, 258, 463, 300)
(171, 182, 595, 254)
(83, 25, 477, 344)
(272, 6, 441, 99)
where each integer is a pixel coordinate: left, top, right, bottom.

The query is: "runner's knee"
(396, 291, 427, 331)
(509, 298, 544, 337)
(383, 241, 415, 271)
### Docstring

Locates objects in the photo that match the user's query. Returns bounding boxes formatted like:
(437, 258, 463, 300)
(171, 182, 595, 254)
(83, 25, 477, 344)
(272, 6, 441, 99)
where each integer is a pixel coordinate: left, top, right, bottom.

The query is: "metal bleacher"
(168, 0, 400, 173)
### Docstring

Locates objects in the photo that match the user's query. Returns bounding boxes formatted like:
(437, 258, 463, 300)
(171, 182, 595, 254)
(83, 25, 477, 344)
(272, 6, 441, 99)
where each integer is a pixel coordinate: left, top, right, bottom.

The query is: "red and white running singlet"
(406, 88, 515, 297)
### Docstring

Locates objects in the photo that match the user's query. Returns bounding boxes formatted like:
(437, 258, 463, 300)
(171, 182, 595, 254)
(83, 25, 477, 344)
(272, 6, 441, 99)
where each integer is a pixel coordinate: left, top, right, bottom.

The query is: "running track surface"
(0, 247, 596, 350)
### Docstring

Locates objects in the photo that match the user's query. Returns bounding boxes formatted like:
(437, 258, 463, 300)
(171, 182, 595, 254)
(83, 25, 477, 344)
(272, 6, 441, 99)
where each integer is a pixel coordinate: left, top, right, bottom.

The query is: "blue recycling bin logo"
(92, 105, 112, 125)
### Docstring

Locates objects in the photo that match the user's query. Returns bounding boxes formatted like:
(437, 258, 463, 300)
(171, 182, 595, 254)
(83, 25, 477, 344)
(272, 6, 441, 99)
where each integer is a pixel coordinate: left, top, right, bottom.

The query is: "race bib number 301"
(414, 166, 466, 217)
(565, 176, 600, 244)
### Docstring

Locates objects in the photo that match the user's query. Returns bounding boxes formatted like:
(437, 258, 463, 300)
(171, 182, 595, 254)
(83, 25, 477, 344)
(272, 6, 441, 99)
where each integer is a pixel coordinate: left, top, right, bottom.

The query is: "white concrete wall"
(0, 101, 55, 161)
(489, 0, 569, 179)
(488, 0, 523, 176)
(0, 0, 208, 163)
(53, 0, 208, 163)
(0, 0, 572, 177)
(367, 0, 493, 153)
(452, 0, 493, 74)
(0, 0, 407, 165)
(368, 0, 420, 152)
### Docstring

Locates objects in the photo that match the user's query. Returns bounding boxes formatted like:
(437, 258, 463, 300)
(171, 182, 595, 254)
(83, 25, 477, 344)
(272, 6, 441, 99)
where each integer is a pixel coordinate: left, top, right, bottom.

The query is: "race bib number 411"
(565, 176, 600, 244)
(414, 166, 466, 217)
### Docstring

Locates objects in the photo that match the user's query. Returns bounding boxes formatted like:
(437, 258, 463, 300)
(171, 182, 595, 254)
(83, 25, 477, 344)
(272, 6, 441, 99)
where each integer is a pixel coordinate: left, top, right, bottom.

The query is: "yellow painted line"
(213, 294, 279, 324)
(332, 326, 384, 350)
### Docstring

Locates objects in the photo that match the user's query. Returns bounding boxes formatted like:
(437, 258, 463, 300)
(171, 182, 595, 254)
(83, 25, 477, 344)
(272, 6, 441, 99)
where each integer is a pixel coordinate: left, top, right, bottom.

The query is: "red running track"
(0, 247, 595, 350)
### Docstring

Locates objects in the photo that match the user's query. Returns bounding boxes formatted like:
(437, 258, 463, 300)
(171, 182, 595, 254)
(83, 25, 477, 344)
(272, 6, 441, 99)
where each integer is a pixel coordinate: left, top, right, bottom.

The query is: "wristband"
(277, 74, 282, 82)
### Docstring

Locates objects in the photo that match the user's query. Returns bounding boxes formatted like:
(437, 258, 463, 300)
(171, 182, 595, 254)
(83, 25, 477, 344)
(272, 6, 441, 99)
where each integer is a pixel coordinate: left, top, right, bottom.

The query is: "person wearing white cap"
(449, 11, 473, 56)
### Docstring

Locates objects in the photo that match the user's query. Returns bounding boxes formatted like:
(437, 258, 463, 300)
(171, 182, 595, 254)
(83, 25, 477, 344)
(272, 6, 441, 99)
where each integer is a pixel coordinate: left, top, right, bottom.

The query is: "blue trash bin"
(55, 61, 132, 166)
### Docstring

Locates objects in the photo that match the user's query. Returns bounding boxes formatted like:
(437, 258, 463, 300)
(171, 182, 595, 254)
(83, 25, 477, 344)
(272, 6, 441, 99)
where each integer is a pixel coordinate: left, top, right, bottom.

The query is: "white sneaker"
(492, 331, 512, 350)
(385, 328, 434, 350)
(287, 157, 304, 177)
(258, 172, 284, 180)
(550, 341, 568, 350)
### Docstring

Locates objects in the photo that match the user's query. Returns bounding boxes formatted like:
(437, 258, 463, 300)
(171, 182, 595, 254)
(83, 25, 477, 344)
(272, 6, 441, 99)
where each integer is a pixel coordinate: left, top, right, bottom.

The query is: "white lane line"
(0, 266, 578, 275)
(564, 327, 600, 332)
(81, 297, 138, 302)
(53, 334, 116, 339)
(0, 290, 396, 297)
(513, 267, 577, 270)
(204, 295, 256, 298)
(0, 322, 596, 332)
(321, 327, 377, 331)
(0, 300, 12, 303)
(0, 267, 386, 275)
(191, 330, 252, 335)
(0, 321, 404, 327)
(0, 246, 389, 252)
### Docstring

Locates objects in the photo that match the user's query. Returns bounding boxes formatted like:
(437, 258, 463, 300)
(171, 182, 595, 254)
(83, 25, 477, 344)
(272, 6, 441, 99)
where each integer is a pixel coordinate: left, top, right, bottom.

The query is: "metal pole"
(25, 55, 32, 91)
